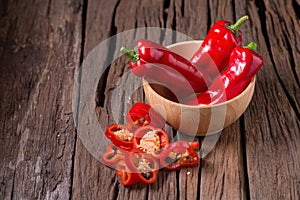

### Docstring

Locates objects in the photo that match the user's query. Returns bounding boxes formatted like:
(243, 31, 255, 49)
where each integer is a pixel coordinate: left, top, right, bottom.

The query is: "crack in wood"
(46, 0, 52, 17)
(181, 0, 185, 18)
(79, 0, 88, 65)
(95, 0, 121, 108)
(292, 0, 300, 19)
(196, 157, 202, 200)
(171, 0, 176, 42)
(10, 171, 16, 200)
(163, 0, 171, 28)
(176, 170, 179, 200)
(207, 0, 212, 32)
(239, 116, 251, 200)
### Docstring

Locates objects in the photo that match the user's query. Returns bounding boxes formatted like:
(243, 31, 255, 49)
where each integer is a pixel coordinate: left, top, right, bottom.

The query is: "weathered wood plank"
(167, 1, 249, 199)
(0, 0, 82, 199)
(71, 0, 121, 199)
(234, 0, 300, 199)
(262, 0, 300, 117)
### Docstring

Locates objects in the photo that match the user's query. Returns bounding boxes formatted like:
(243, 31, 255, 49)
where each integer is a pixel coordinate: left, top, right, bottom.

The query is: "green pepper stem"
(244, 42, 258, 53)
(120, 47, 139, 64)
(227, 15, 249, 36)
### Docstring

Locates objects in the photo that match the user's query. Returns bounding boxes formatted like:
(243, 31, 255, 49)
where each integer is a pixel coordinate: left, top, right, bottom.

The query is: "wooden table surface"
(1, 0, 299, 199)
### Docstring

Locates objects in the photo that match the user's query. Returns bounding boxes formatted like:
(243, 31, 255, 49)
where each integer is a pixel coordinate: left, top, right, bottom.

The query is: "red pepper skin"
(135, 39, 210, 93)
(189, 141, 200, 150)
(125, 148, 159, 185)
(129, 59, 197, 97)
(190, 16, 248, 79)
(186, 42, 264, 106)
(102, 143, 125, 168)
(159, 141, 200, 171)
(105, 124, 134, 150)
(126, 102, 165, 131)
(116, 160, 140, 186)
(133, 126, 169, 157)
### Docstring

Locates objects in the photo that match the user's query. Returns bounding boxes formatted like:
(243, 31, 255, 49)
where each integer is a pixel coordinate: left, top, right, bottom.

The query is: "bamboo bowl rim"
(143, 76, 256, 108)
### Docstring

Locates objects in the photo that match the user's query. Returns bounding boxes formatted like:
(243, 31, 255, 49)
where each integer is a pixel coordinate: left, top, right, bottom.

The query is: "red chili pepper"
(121, 40, 211, 95)
(105, 124, 134, 150)
(116, 160, 140, 186)
(101, 143, 125, 168)
(123, 58, 194, 97)
(190, 16, 248, 79)
(126, 102, 165, 131)
(125, 148, 159, 185)
(186, 42, 264, 105)
(160, 141, 200, 171)
(133, 126, 169, 157)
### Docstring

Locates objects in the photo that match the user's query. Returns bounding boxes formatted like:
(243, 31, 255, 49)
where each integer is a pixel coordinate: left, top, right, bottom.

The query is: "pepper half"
(116, 160, 139, 186)
(126, 102, 165, 131)
(186, 42, 264, 105)
(102, 143, 125, 168)
(105, 124, 134, 150)
(133, 126, 169, 157)
(125, 148, 159, 185)
(160, 141, 200, 171)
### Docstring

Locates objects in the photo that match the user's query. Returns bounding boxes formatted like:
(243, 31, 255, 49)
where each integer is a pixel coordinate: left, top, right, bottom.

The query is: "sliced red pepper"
(125, 148, 159, 185)
(190, 16, 248, 80)
(189, 141, 200, 150)
(116, 160, 139, 186)
(133, 126, 169, 157)
(159, 141, 200, 171)
(186, 42, 264, 105)
(101, 143, 125, 168)
(105, 124, 134, 150)
(126, 102, 165, 131)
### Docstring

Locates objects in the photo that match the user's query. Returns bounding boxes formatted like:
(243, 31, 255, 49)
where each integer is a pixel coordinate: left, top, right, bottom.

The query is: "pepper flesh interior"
(114, 128, 133, 141)
(137, 130, 160, 153)
(137, 158, 153, 179)
(165, 150, 181, 164)
(134, 117, 149, 126)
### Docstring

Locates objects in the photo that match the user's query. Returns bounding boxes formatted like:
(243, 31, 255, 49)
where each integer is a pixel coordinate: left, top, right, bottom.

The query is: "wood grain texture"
(0, 0, 299, 200)
(71, 0, 121, 199)
(234, 0, 300, 199)
(72, 0, 178, 199)
(0, 0, 82, 199)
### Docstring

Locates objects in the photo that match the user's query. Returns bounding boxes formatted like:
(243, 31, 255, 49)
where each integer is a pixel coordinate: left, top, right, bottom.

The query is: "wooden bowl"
(143, 41, 256, 136)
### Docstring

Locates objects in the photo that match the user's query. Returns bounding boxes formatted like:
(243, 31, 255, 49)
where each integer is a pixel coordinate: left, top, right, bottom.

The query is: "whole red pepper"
(125, 148, 159, 185)
(126, 102, 165, 131)
(102, 143, 125, 168)
(116, 160, 140, 186)
(190, 16, 248, 79)
(186, 42, 264, 106)
(160, 141, 200, 171)
(122, 58, 196, 97)
(105, 124, 134, 150)
(133, 126, 169, 157)
(121, 39, 211, 95)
